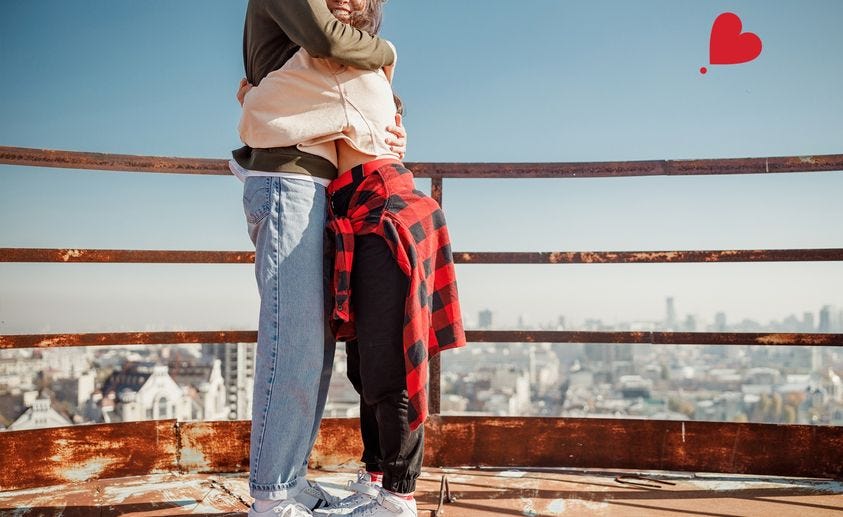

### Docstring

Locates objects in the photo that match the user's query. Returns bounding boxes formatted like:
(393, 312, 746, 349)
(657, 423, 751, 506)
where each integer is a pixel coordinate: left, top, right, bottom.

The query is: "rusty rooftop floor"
(1, 467, 842, 517)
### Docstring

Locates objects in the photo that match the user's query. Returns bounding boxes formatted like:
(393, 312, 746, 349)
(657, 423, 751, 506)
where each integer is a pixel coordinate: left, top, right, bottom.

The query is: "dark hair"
(393, 92, 404, 116)
(351, 0, 384, 35)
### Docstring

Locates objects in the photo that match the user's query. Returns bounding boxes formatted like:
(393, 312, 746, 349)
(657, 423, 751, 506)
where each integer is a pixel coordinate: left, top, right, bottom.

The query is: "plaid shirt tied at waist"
(326, 158, 466, 431)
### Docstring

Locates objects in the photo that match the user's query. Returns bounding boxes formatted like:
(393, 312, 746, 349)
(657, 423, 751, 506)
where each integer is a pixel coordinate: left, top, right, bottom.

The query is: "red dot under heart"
(709, 12, 763, 65)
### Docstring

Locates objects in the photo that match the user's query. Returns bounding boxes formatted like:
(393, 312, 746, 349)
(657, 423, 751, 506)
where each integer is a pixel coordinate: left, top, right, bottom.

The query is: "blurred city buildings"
(2, 300, 842, 430)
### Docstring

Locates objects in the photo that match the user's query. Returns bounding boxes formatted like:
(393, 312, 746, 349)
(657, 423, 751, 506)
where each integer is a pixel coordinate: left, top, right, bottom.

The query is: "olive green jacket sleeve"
(263, 0, 395, 70)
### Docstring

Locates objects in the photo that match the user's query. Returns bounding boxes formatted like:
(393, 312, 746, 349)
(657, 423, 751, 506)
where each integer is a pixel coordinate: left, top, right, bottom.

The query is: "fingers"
(386, 129, 406, 152)
(384, 132, 406, 146)
(236, 78, 253, 107)
(386, 124, 406, 138)
(386, 141, 407, 159)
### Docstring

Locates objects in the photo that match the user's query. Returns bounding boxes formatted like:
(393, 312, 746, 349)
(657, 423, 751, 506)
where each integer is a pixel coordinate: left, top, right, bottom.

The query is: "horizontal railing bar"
(0, 331, 258, 349)
(468, 330, 843, 346)
(3, 248, 843, 264)
(2, 330, 840, 350)
(1, 417, 841, 491)
(2, 146, 842, 178)
(410, 155, 843, 179)
(455, 249, 843, 263)
(0, 146, 228, 175)
(0, 248, 257, 263)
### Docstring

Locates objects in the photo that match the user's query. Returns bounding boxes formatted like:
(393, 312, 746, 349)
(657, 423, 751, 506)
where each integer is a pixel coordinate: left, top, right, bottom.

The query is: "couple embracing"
(230, 1, 466, 516)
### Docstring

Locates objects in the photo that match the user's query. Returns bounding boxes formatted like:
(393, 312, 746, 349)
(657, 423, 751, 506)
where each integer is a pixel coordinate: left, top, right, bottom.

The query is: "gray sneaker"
(347, 488, 416, 517)
(296, 480, 342, 511)
(314, 470, 382, 515)
(247, 499, 313, 517)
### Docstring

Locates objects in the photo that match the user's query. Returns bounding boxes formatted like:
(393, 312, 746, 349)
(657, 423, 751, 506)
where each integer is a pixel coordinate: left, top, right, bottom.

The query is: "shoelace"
(346, 472, 381, 499)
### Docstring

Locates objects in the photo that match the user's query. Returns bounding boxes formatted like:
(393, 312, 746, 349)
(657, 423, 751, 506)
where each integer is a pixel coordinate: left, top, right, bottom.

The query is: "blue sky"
(1, 0, 842, 333)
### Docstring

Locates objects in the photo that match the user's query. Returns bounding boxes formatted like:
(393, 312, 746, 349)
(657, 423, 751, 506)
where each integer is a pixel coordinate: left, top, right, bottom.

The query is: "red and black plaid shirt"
(326, 158, 466, 431)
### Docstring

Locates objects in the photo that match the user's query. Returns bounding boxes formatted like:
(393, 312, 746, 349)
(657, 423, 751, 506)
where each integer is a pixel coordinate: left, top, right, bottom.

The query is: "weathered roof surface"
(101, 361, 157, 395)
(1, 467, 841, 516)
(168, 360, 213, 389)
(0, 392, 25, 427)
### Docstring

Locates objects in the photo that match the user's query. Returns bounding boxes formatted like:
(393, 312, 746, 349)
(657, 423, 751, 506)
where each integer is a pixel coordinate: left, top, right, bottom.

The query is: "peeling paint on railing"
(2, 417, 841, 492)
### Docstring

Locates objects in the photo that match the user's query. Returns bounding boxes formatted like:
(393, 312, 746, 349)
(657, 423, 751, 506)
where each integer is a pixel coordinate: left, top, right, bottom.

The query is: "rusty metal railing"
(2, 330, 841, 350)
(1, 146, 842, 488)
(3, 146, 843, 177)
(3, 247, 843, 264)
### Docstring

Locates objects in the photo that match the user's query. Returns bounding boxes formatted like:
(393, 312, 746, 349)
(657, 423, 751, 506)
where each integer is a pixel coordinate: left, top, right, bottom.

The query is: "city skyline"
(471, 299, 843, 332)
(4, 327, 841, 429)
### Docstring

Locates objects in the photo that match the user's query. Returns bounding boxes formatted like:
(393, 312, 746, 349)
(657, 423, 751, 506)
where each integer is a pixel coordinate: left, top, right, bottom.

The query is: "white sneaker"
(314, 470, 382, 515)
(247, 499, 313, 517)
(347, 488, 417, 517)
(296, 479, 342, 511)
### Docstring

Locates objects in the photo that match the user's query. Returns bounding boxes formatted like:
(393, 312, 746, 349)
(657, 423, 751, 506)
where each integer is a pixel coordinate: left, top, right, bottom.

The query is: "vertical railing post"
(429, 177, 443, 415)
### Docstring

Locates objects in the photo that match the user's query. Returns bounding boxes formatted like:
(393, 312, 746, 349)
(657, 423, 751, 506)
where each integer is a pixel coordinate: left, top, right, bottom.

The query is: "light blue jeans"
(243, 175, 335, 500)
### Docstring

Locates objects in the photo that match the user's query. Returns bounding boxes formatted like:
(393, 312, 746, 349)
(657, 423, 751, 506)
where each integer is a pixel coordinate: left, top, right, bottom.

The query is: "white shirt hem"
(228, 159, 332, 188)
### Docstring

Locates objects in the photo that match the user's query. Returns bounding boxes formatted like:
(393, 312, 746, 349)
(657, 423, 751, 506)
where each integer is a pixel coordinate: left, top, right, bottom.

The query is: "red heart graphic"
(709, 12, 762, 65)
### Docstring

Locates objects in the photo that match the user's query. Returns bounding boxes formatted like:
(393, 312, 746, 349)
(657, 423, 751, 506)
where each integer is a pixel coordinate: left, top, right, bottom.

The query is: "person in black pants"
(318, 171, 427, 517)
(347, 234, 423, 494)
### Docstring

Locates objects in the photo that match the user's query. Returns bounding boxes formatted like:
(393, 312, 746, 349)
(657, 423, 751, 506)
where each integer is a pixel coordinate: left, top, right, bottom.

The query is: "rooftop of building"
(2, 467, 842, 516)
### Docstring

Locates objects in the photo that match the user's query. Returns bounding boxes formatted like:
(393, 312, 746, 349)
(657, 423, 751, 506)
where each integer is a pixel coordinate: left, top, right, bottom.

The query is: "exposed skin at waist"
(336, 138, 397, 175)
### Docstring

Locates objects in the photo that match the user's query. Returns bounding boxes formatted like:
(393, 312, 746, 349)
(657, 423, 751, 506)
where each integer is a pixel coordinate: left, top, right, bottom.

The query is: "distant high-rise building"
(665, 297, 676, 329)
(820, 306, 843, 332)
(819, 305, 833, 333)
(684, 315, 697, 332)
(556, 315, 566, 330)
(203, 343, 254, 420)
(478, 309, 493, 329)
(803, 312, 815, 332)
(812, 347, 823, 373)
(714, 312, 727, 331)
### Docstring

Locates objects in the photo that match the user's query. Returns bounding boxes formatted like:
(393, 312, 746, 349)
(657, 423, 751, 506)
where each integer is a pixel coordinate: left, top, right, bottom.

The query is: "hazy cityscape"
(1, 299, 841, 431)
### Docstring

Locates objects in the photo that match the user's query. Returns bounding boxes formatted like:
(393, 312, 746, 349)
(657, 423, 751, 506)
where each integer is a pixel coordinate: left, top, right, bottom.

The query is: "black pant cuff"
(382, 475, 417, 494)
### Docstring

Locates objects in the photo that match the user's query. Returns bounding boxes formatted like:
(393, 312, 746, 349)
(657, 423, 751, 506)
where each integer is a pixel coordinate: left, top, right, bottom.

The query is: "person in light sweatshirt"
(236, 1, 466, 517)
(233, 1, 407, 517)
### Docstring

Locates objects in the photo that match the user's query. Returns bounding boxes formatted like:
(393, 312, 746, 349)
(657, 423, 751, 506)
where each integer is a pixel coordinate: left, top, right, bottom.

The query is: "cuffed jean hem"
(249, 475, 306, 501)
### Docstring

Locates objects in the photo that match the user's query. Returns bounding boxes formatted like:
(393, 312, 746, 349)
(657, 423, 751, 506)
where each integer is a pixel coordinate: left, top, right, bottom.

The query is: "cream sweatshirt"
(238, 47, 400, 170)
